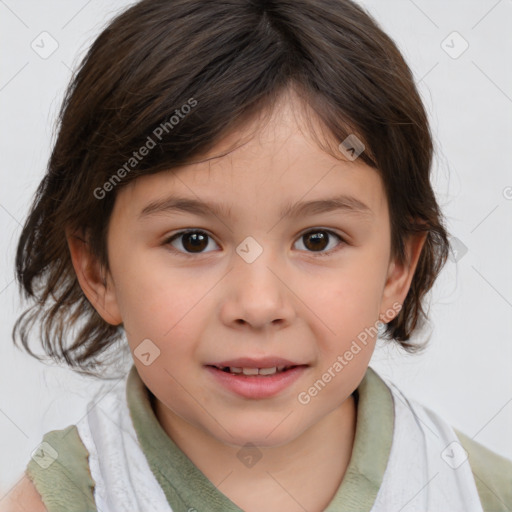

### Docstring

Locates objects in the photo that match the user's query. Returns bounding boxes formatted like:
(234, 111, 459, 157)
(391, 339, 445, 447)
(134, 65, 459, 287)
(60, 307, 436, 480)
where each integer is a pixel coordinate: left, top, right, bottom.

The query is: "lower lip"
(205, 365, 308, 399)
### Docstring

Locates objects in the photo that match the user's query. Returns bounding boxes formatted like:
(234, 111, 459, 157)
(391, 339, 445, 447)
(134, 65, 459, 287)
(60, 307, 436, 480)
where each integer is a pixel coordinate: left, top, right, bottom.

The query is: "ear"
(66, 228, 122, 326)
(379, 230, 428, 323)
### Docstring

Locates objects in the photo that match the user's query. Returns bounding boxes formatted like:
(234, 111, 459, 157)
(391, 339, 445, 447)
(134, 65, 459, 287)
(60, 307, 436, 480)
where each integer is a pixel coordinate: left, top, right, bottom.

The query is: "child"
(4, 0, 512, 511)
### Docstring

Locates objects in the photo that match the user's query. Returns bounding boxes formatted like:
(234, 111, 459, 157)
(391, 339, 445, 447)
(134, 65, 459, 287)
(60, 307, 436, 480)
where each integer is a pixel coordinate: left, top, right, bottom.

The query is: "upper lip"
(206, 357, 307, 369)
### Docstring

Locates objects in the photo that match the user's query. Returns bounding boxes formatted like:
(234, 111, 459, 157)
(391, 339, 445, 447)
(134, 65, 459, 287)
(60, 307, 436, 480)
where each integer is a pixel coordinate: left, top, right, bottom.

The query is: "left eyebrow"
(279, 194, 373, 219)
(138, 194, 373, 220)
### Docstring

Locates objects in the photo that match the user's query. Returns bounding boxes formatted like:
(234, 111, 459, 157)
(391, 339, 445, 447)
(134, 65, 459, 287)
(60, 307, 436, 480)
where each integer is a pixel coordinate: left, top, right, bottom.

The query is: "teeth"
(258, 367, 277, 375)
(242, 367, 259, 375)
(217, 366, 287, 375)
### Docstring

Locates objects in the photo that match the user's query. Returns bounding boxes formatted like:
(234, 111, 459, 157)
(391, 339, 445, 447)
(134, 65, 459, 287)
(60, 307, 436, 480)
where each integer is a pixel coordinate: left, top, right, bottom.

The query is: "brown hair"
(13, 0, 450, 378)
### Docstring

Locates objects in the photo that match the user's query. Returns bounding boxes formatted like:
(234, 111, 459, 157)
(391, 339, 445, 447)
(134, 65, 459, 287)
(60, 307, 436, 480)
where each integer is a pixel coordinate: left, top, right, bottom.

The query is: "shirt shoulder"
(25, 425, 97, 512)
(456, 429, 512, 512)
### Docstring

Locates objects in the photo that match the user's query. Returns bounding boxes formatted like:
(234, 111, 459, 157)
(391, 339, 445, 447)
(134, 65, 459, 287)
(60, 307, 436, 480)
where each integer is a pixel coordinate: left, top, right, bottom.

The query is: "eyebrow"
(138, 194, 373, 220)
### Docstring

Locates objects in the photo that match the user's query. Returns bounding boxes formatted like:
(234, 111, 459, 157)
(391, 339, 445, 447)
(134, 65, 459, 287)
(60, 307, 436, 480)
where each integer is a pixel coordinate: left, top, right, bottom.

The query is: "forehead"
(112, 91, 388, 225)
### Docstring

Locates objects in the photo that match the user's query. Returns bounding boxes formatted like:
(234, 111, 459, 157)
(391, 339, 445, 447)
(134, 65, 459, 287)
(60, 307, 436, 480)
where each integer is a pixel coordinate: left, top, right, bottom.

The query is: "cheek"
(112, 286, 202, 376)
(302, 250, 388, 366)
(311, 265, 384, 332)
(111, 248, 200, 333)
(122, 287, 201, 351)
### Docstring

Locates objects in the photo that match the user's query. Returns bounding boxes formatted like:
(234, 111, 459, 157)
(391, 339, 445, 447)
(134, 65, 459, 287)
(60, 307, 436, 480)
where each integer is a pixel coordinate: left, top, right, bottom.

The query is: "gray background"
(1, 0, 511, 498)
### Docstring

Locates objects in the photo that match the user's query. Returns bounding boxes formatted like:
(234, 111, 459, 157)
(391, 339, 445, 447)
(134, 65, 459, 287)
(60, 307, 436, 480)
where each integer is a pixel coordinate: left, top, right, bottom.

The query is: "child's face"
(75, 91, 424, 447)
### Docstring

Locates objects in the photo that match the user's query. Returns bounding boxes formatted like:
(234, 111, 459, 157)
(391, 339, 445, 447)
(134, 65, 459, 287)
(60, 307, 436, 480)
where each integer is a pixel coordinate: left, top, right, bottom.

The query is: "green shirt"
(26, 365, 512, 511)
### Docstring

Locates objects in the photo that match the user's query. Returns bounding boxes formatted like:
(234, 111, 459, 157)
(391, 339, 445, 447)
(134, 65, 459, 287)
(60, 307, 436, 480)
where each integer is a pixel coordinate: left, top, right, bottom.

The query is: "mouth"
(207, 364, 300, 376)
(204, 358, 309, 399)
(204, 356, 307, 376)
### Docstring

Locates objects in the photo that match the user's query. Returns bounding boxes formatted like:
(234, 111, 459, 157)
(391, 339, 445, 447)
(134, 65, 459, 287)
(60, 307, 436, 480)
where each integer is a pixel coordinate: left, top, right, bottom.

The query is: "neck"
(154, 393, 357, 512)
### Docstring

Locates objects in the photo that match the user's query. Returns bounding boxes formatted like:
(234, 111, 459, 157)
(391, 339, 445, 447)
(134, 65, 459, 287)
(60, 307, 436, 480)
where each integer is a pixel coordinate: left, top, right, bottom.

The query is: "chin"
(213, 418, 304, 449)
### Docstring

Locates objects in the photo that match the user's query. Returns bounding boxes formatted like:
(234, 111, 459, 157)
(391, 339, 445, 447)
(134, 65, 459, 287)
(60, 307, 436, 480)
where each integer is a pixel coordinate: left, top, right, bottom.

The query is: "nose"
(219, 248, 296, 330)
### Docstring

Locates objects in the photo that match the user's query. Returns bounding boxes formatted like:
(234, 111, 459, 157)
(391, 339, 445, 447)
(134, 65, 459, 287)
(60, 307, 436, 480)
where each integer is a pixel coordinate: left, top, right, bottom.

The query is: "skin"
(67, 88, 426, 512)
(0, 475, 48, 512)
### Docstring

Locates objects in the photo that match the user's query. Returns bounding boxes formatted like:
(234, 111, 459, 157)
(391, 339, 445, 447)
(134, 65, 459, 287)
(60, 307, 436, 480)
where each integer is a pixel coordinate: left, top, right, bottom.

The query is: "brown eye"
(181, 232, 208, 252)
(165, 230, 218, 255)
(164, 228, 345, 258)
(294, 229, 345, 256)
(303, 231, 329, 251)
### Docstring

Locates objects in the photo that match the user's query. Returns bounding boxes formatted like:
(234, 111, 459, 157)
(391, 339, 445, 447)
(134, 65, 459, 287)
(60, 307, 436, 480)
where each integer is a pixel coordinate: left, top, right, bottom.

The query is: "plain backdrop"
(1, 0, 511, 497)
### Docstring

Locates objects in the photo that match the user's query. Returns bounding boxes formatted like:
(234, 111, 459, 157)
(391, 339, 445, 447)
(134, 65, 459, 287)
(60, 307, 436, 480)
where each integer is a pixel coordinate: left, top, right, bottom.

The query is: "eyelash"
(162, 228, 347, 259)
